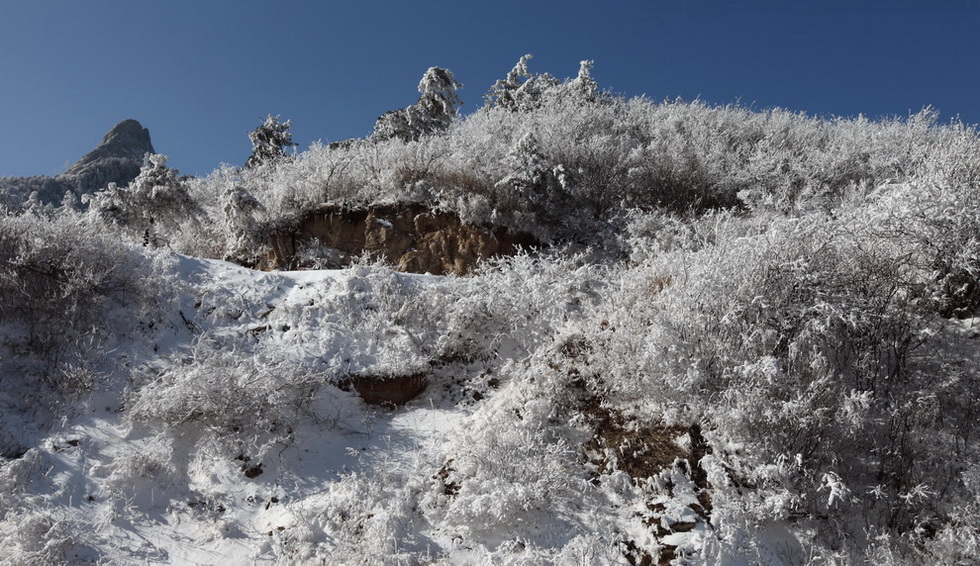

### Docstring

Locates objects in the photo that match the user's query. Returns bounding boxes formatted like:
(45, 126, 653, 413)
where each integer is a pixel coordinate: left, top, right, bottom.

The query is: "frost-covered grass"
(3, 58, 980, 564)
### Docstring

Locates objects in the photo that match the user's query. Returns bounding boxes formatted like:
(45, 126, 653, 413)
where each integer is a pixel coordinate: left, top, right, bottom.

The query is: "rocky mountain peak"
(68, 119, 154, 174)
(60, 119, 155, 195)
(0, 119, 160, 208)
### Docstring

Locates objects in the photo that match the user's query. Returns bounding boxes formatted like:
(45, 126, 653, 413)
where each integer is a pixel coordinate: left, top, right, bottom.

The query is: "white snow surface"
(0, 258, 461, 563)
(1, 255, 672, 564)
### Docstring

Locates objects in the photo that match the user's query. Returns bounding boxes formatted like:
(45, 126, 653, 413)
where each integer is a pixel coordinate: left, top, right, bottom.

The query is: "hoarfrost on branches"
(373, 66, 463, 142)
(245, 114, 297, 169)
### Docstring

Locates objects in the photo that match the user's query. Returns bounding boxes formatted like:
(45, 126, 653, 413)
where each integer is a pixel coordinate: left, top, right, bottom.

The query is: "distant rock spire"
(61, 119, 155, 195)
(0, 119, 160, 209)
(69, 119, 155, 171)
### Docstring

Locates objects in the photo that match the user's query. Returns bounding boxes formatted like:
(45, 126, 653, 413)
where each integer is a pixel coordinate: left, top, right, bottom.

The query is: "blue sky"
(1, 1, 979, 177)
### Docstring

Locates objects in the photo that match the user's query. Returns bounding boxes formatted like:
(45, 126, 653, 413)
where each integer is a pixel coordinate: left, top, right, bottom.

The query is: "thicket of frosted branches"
(166, 59, 980, 261)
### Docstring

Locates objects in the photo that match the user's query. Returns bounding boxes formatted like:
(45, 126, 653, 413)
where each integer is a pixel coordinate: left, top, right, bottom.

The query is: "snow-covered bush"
(0, 211, 151, 382)
(428, 394, 583, 542)
(127, 348, 326, 437)
(221, 185, 266, 264)
(0, 508, 87, 565)
(866, 178, 980, 318)
(489, 132, 576, 242)
(587, 196, 980, 558)
(85, 154, 202, 247)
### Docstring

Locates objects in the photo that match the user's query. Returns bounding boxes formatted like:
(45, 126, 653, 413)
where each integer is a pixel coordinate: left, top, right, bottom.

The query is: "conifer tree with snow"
(568, 59, 599, 103)
(373, 67, 462, 142)
(416, 66, 463, 133)
(245, 115, 297, 168)
(485, 55, 603, 112)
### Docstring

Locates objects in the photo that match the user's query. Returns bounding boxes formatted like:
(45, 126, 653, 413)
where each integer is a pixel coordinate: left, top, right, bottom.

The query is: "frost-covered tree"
(416, 66, 463, 132)
(0, 176, 75, 211)
(372, 109, 412, 143)
(485, 55, 603, 113)
(495, 132, 573, 240)
(484, 53, 531, 110)
(245, 115, 297, 169)
(85, 154, 201, 246)
(569, 59, 599, 103)
(373, 67, 462, 142)
(483, 54, 559, 112)
(222, 186, 265, 264)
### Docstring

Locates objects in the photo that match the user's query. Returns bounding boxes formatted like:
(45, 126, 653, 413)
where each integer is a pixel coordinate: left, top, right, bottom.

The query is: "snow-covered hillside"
(0, 252, 620, 564)
(3, 56, 980, 564)
(0, 257, 490, 563)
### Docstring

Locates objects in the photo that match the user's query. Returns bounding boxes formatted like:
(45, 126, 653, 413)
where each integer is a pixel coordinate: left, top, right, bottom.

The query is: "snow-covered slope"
(0, 254, 630, 564)
(4, 62, 980, 563)
(3, 215, 980, 564)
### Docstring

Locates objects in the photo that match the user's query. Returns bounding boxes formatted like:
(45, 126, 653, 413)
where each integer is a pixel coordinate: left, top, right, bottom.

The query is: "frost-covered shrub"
(453, 252, 605, 360)
(302, 467, 427, 564)
(591, 203, 980, 555)
(85, 154, 202, 247)
(866, 179, 980, 318)
(127, 348, 326, 436)
(0, 211, 151, 378)
(0, 450, 41, 517)
(0, 509, 86, 565)
(221, 185, 266, 264)
(0, 453, 92, 564)
(488, 131, 579, 242)
(228, 255, 603, 378)
(432, 418, 580, 541)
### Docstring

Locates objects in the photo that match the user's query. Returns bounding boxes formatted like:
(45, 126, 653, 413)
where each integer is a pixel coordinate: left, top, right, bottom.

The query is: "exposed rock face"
(268, 204, 538, 275)
(70, 119, 154, 170)
(61, 119, 155, 195)
(0, 119, 155, 208)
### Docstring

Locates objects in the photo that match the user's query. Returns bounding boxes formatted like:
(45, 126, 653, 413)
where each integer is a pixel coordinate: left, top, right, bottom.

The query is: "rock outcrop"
(267, 203, 538, 275)
(61, 119, 155, 195)
(0, 119, 154, 208)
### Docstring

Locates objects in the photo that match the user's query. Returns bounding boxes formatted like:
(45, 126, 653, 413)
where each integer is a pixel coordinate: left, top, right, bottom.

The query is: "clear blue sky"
(2, 0, 979, 178)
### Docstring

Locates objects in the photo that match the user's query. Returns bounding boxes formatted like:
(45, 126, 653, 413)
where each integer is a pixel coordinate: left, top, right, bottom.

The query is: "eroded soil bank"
(267, 203, 538, 275)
